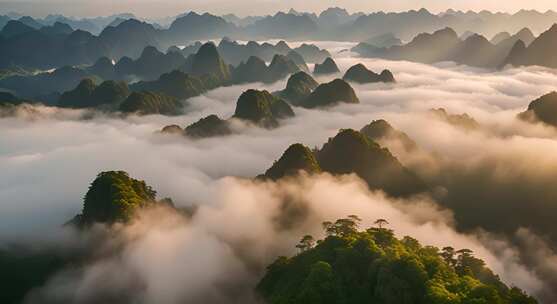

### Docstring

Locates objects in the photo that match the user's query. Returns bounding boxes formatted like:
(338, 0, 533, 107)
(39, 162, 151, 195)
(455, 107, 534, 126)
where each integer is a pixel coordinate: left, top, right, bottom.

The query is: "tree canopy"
(257, 216, 538, 304)
(79, 170, 158, 224)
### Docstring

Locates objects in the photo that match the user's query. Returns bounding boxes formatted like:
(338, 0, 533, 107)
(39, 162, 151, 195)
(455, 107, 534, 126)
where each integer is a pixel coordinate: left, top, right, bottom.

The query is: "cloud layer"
(3, 44, 557, 302)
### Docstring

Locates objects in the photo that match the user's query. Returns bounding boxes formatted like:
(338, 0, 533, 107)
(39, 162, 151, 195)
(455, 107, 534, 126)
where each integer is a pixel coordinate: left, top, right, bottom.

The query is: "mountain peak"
(78, 171, 159, 225)
(314, 57, 340, 75)
(343, 63, 395, 84)
(233, 89, 294, 128)
(0, 20, 36, 38)
(317, 129, 426, 196)
(191, 42, 230, 81)
(184, 114, 232, 138)
(299, 78, 359, 108)
(279, 71, 318, 104)
(520, 91, 557, 127)
(263, 143, 321, 180)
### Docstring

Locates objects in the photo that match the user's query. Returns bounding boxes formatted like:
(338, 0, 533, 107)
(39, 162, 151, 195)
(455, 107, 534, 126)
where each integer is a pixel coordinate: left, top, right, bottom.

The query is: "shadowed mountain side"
(119, 91, 183, 116)
(277, 72, 319, 105)
(130, 70, 209, 100)
(184, 114, 233, 138)
(364, 32, 403, 47)
(265, 54, 303, 84)
(519, 91, 557, 127)
(298, 79, 359, 109)
(244, 12, 318, 39)
(88, 46, 188, 81)
(262, 144, 321, 180)
(187, 42, 231, 81)
(343, 64, 395, 84)
(504, 24, 557, 68)
(0, 91, 33, 107)
(161, 114, 234, 139)
(491, 32, 512, 45)
(0, 66, 97, 101)
(352, 27, 537, 68)
(161, 89, 295, 138)
(293, 43, 331, 63)
(231, 54, 302, 84)
(2, 8, 556, 70)
(179, 38, 331, 66)
(233, 89, 294, 128)
(58, 79, 129, 108)
(317, 129, 427, 197)
(313, 57, 340, 75)
(286, 51, 310, 73)
(360, 119, 418, 152)
(167, 12, 238, 44)
(230, 56, 268, 84)
(261, 129, 427, 197)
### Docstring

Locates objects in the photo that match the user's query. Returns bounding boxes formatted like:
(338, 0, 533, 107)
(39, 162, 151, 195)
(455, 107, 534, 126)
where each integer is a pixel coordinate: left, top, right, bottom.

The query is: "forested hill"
(258, 216, 537, 304)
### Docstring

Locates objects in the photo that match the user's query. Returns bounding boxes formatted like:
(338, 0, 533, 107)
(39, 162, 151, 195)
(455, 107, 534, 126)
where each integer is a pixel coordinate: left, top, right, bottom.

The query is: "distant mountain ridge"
(352, 26, 539, 69)
(504, 24, 557, 68)
(3, 7, 557, 70)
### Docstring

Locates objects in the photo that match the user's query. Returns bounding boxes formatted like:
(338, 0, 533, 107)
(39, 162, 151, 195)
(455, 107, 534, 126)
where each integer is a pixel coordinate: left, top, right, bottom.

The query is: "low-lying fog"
(3, 42, 557, 302)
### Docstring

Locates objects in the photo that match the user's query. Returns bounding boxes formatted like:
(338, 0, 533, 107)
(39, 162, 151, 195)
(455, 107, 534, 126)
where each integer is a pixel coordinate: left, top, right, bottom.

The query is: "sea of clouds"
(2, 42, 557, 303)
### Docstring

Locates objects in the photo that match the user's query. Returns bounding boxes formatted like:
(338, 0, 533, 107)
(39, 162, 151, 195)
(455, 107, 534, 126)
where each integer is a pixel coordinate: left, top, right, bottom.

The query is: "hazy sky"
(2, 0, 557, 18)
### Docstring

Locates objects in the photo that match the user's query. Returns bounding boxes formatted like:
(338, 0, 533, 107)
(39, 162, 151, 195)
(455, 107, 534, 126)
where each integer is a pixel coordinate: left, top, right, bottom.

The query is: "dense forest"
(258, 217, 536, 304)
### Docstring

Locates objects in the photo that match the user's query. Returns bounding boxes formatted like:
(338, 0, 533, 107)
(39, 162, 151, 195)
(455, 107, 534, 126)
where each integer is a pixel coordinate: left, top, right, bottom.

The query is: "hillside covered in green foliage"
(72, 170, 166, 225)
(257, 216, 537, 304)
(298, 79, 359, 108)
(262, 129, 426, 197)
(119, 91, 183, 115)
(233, 89, 295, 128)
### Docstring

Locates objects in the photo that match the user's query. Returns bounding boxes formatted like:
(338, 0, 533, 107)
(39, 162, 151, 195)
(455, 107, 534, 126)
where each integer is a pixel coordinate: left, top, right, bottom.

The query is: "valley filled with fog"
(3, 42, 557, 303)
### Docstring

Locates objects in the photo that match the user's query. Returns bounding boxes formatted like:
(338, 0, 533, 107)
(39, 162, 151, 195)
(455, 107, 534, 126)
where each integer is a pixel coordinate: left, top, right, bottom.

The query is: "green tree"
(257, 216, 538, 304)
(296, 261, 337, 304)
(322, 217, 360, 237)
(375, 218, 389, 229)
(441, 247, 457, 268)
(296, 235, 315, 252)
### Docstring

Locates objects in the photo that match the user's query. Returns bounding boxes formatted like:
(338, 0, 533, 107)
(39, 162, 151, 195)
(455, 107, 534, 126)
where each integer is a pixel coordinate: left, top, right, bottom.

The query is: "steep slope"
(504, 24, 557, 68)
(286, 50, 310, 72)
(119, 91, 182, 115)
(299, 79, 359, 109)
(231, 56, 268, 84)
(72, 171, 160, 225)
(189, 42, 231, 81)
(130, 70, 208, 100)
(184, 114, 232, 138)
(360, 119, 418, 151)
(168, 12, 237, 43)
(317, 129, 426, 197)
(278, 71, 319, 105)
(263, 144, 321, 180)
(519, 91, 557, 126)
(58, 79, 130, 108)
(313, 57, 340, 75)
(343, 64, 395, 84)
(265, 54, 301, 83)
(233, 89, 295, 128)
(292, 43, 331, 63)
